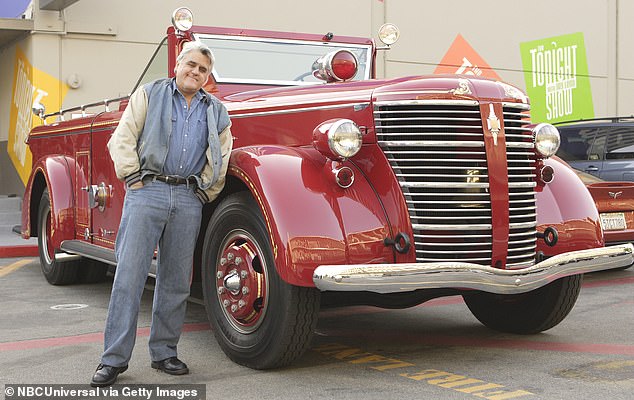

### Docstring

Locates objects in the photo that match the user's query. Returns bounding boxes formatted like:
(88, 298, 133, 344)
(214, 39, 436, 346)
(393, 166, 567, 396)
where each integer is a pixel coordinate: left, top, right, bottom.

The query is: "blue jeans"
(101, 180, 202, 367)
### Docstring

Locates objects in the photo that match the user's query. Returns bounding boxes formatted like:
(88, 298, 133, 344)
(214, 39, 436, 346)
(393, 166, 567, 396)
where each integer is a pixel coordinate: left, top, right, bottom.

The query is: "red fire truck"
(21, 8, 633, 369)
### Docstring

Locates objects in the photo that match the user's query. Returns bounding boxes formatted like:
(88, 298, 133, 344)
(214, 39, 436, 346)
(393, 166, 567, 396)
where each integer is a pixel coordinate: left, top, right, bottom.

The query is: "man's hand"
(129, 181, 144, 190)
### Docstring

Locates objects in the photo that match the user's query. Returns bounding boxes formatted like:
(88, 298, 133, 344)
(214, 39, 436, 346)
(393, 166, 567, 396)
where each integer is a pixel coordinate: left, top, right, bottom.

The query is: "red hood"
(222, 75, 529, 113)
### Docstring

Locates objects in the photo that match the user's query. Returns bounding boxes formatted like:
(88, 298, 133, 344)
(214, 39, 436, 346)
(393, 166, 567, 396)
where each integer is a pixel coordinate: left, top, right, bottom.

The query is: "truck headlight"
(313, 119, 363, 160)
(533, 123, 560, 158)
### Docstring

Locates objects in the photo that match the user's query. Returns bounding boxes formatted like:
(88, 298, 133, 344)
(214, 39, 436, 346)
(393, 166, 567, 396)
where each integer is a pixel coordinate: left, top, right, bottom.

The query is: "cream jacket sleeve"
(107, 88, 148, 186)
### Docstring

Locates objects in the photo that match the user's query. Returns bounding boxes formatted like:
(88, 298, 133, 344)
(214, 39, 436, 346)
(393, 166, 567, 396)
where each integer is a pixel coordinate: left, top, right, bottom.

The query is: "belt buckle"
(166, 176, 176, 184)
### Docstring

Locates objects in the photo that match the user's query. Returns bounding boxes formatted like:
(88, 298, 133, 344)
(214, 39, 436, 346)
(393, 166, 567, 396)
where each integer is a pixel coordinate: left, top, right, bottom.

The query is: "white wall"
(1, 0, 632, 191)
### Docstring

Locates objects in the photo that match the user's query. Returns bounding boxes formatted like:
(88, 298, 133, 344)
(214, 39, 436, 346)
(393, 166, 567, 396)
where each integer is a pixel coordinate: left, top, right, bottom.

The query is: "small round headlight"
(378, 23, 400, 46)
(172, 7, 193, 32)
(329, 120, 362, 159)
(533, 123, 560, 158)
(313, 119, 363, 160)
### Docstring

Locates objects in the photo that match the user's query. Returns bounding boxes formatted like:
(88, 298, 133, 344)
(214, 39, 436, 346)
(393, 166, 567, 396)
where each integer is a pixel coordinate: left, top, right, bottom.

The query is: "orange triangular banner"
(434, 34, 502, 81)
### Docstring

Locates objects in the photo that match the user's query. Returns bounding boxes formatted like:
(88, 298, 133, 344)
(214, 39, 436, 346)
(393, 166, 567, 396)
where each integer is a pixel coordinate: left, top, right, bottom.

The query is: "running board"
(59, 240, 117, 265)
(58, 240, 158, 277)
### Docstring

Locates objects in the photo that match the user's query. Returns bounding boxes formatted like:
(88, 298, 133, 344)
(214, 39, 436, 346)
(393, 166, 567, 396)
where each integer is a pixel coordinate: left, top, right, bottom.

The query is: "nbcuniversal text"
(4, 384, 206, 400)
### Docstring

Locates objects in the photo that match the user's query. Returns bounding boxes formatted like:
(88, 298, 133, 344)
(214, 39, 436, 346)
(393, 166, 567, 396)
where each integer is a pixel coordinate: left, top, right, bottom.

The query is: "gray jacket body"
(108, 78, 233, 202)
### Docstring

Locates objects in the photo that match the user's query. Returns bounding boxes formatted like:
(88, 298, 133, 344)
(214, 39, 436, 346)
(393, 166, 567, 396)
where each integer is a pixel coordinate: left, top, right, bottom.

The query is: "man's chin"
(180, 83, 202, 94)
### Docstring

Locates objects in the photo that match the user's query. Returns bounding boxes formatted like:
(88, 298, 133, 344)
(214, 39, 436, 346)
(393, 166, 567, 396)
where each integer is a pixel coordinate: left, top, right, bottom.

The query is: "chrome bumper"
(312, 243, 634, 295)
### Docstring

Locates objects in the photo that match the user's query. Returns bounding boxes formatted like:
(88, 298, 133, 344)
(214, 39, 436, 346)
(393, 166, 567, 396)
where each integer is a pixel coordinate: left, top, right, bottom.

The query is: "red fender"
(22, 156, 77, 250)
(228, 145, 394, 287)
(536, 157, 603, 255)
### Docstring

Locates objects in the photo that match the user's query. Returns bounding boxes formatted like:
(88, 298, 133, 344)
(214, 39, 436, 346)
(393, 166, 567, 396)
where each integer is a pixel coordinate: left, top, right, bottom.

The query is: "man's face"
(175, 50, 212, 97)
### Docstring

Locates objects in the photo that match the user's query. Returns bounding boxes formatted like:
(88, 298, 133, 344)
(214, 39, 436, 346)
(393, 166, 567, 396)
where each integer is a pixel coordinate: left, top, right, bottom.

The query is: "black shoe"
(151, 357, 189, 375)
(90, 363, 128, 387)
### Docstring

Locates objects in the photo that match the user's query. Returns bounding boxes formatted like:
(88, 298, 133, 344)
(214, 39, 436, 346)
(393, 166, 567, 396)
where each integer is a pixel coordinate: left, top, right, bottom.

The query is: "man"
(91, 41, 232, 387)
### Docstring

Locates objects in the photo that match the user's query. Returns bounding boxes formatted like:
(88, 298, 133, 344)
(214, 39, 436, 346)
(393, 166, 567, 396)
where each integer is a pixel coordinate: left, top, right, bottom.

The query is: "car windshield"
(196, 34, 372, 85)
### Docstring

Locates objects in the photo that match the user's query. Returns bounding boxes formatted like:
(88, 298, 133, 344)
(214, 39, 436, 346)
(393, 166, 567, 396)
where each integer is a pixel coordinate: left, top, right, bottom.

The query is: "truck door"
(87, 37, 168, 251)
(89, 109, 125, 250)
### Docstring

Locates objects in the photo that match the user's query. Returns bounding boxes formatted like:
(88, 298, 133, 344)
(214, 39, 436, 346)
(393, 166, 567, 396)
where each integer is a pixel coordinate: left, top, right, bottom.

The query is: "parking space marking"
(0, 258, 34, 278)
(318, 327, 634, 356)
(0, 322, 210, 352)
(314, 343, 534, 399)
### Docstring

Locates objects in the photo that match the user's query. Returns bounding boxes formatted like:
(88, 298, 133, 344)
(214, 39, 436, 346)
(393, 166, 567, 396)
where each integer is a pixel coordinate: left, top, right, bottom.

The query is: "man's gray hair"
(176, 41, 215, 69)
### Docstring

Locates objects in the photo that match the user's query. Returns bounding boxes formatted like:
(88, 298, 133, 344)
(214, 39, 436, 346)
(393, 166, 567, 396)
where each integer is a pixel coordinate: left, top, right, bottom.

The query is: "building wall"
(0, 0, 632, 193)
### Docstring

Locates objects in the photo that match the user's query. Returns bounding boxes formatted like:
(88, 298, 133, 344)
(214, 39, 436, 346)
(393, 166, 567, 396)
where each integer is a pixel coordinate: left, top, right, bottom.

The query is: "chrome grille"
(375, 100, 537, 268)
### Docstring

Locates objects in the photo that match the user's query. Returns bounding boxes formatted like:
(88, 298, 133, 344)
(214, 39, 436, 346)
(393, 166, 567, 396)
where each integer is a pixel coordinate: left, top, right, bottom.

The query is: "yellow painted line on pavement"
(313, 343, 534, 399)
(0, 259, 34, 278)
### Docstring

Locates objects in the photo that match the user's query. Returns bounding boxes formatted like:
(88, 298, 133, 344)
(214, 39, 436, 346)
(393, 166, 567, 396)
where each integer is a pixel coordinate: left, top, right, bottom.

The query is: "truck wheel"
(78, 259, 108, 283)
(462, 275, 582, 334)
(201, 192, 321, 369)
(37, 189, 79, 285)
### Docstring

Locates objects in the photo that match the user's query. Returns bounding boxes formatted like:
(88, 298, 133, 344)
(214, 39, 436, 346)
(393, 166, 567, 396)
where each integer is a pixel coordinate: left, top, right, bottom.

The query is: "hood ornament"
(450, 79, 472, 96)
(498, 81, 529, 104)
(486, 104, 501, 146)
(609, 191, 623, 199)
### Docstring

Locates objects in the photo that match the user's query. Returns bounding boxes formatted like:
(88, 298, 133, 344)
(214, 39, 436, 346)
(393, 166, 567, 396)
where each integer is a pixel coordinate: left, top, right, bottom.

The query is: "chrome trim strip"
(509, 221, 537, 229)
(413, 223, 492, 230)
(374, 99, 480, 106)
(502, 102, 531, 110)
(506, 142, 535, 149)
(378, 140, 485, 147)
(313, 244, 634, 294)
(401, 182, 490, 189)
(377, 127, 484, 132)
(509, 182, 537, 188)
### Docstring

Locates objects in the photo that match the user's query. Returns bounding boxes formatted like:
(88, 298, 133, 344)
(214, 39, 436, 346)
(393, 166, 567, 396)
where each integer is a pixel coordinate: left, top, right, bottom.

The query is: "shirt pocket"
(195, 117, 208, 150)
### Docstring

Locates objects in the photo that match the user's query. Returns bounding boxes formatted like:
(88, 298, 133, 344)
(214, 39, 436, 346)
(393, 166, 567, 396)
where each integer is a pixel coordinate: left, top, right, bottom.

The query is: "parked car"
(574, 168, 634, 255)
(556, 116, 634, 181)
(21, 8, 633, 369)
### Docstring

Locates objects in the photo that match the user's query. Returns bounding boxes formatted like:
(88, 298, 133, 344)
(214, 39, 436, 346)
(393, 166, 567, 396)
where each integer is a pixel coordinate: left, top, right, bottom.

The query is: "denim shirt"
(135, 78, 228, 189)
(163, 81, 208, 177)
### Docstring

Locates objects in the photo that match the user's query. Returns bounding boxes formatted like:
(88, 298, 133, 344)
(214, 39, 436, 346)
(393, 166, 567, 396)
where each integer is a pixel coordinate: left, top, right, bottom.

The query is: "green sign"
(520, 32, 594, 123)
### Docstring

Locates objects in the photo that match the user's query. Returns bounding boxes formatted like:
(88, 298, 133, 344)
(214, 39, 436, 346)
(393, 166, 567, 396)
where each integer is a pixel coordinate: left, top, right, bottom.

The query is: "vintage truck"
(22, 8, 633, 369)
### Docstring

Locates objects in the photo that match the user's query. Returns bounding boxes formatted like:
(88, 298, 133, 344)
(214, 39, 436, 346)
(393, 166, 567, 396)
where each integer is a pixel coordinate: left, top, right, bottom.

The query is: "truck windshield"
(196, 34, 372, 85)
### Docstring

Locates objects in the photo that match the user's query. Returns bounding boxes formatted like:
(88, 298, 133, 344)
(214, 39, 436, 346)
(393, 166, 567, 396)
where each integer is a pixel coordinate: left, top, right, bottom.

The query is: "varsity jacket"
(107, 78, 233, 203)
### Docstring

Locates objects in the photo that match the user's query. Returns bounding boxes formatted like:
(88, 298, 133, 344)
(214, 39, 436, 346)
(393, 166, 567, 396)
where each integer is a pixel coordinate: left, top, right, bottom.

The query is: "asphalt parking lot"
(1, 257, 633, 400)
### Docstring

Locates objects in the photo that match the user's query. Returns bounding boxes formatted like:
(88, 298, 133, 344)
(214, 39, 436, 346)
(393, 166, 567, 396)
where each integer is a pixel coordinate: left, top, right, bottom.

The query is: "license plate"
(600, 212, 626, 231)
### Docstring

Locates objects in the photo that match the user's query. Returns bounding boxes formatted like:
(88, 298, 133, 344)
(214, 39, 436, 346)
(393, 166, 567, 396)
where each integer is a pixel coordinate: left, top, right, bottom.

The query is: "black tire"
(78, 259, 108, 283)
(37, 189, 79, 285)
(201, 192, 321, 369)
(463, 275, 583, 334)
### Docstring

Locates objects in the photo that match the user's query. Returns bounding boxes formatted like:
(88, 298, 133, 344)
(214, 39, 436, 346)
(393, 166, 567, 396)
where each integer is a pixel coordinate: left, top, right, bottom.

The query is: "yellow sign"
(8, 47, 68, 183)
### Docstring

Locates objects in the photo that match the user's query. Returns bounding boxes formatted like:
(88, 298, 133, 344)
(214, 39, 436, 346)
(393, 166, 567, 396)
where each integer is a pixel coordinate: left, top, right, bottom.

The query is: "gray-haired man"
(91, 41, 232, 387)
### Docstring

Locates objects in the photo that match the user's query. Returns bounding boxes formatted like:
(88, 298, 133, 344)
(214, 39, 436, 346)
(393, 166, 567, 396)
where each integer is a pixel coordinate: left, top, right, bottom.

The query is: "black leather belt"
(153, 175, 197, 186)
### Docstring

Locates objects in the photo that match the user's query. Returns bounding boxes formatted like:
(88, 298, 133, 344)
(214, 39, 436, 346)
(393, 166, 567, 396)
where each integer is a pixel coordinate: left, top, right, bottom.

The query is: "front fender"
(229, 145, 394, 287)
(22, 156, 76, 250)
(536, 158, 603, 255)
